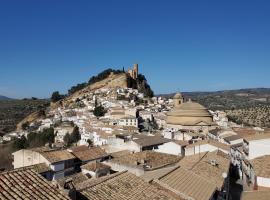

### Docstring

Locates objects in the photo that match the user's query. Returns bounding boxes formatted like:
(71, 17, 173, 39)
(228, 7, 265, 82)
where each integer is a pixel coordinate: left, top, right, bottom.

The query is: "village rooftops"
(81, 162, 111, 172)
(244, 132, 270, 142)
(250, 155, 270, 178)
(223, 134, 243, 142)
(209, 128, 221, 136)
(57, 172, 90, 188)
(178, 150, 230, 190)
(178, 152, 208, 169)
(233, 127, 265, 139)
(110, 150, 133, 158)
(76, 171, 182, 200)
(155, 166, 217, 200)
(26, 163, 51, 174)
(133, 135, 171, 148)
(40, 149, 76, 164)
(68, 145, 89, 152)
(141, 166, 179, 182)
(171, 140, 189, 146)
(0, 168, 70, 200)
(71, 146, 108, 162)
(185, 139, 231, 152)
(241, 191, 270, 200)
(191, 151, 230, 190)
(109, 151, 181, 170)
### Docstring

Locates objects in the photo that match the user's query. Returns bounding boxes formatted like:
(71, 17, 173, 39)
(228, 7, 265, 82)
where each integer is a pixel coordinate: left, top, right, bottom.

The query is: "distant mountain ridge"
(158, 88, 270, 98)
(0, 95, 13, 100)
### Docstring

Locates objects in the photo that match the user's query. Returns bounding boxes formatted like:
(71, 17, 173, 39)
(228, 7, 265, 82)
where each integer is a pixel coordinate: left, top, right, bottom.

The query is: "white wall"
(249, 139, 270, 159)
(185, 144, 228, 156)
(155, 142, 182, 156)
(257, 177, 270, 188)
(12, 150, 48, 169)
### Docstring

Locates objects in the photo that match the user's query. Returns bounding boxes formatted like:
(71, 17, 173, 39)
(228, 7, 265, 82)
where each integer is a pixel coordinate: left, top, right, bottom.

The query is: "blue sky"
(0, 0, 270, 98)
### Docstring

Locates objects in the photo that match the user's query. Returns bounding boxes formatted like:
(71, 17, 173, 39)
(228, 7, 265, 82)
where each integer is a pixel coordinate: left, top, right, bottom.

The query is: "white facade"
(155, 142, 183, 156)
(118, 116, 138, 127)
(244, 138, 270, 160)
(185, 144, 229, 156)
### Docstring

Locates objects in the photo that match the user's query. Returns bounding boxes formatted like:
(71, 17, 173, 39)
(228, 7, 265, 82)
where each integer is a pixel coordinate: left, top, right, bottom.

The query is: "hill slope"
(0, 99, 49, 133)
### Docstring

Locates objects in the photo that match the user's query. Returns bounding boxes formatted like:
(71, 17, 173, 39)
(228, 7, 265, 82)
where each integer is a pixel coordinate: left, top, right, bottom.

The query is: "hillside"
(53, 69, 153, 108)
(0, 99, 49, 134)
(56, 72, 129, 107)
(16, 68, 153, 129)
(227, 105, 270, 127)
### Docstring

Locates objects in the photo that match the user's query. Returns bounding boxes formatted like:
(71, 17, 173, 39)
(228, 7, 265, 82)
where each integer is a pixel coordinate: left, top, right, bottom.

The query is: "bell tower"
(133, 63, 138, 79)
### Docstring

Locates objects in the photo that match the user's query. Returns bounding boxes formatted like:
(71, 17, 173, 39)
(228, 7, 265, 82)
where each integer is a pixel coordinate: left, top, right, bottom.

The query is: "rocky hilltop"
(16, 66, 153, 130)
(53, 72, 129, 108)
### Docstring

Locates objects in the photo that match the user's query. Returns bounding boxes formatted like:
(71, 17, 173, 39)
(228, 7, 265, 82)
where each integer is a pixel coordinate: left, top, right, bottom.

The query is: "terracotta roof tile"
(157, 167, 216, 200)
(78, 171, 181, 200)
(0, 168, 70, 199)
(250, 155, 270, 178)
(242, 191, 270, 200)
(71, 146, 108, 162)
(40, 150, 75, 164)
(81, 162, 111, 172)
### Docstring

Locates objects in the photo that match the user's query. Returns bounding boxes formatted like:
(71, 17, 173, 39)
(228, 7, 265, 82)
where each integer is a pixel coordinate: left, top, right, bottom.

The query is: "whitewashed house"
(243, 133, 270, 160)
(118, 115, 138, 127)
(184, 139, 230, 156)
(155, 140, 188, 156)
(12, 149, 76, 180)
(242, 155, 270, 190)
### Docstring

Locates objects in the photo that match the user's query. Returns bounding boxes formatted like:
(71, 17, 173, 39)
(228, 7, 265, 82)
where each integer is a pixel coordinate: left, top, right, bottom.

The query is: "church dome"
(173, 92, 182, 99)
(166, 100, 213, 126)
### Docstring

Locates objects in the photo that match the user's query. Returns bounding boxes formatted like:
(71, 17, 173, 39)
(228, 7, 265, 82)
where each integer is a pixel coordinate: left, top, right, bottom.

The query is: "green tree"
(51, 91, 64, 102)
(64, 133, 72, 147)
(13, 135, 29, 150)
(22, 122, 30, 130)
(70, 126, 81, 143)
(93, 105, 106, 117)
(87, 139, 93, 147)
(41, 128, 55, 144)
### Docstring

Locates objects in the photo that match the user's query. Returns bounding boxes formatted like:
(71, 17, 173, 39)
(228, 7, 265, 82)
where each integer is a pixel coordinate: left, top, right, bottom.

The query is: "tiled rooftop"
(157, 167, 216, 200)
(250, 155, 270, 178)
(71, 146, 108, 162)
(81, 162, 111, 172)
(242, 191, 270, 200)
(191, 151, 231, 190)
(57, 172, 90, 188)
(185, 139, 230, 152)
(0, 168, 70, 199)
(78, 171, 182, 200)
(110, 151, 181, 170)
(110, 150, 132, 158)
(133, 136, 171, 147)
(27, 163, 51, 174)
(41, 150, 76, 164)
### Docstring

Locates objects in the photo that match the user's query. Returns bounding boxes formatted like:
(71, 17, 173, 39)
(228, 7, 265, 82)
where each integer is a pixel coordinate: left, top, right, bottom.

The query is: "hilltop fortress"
(127, 63, 139, 79)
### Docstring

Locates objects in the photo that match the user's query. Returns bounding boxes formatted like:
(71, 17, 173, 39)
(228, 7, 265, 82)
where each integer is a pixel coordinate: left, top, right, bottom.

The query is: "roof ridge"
(190, 151, 209, 170)
(179, 167, 217, 188)
(77, 171, 128, 191)
(0, 166, 35, 174)
(153, 179, 197, 200)
(156, 166, 181, 180)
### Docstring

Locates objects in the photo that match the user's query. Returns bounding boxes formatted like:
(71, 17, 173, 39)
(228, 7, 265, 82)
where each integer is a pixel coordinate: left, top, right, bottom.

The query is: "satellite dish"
(222, 172, 227, 178)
